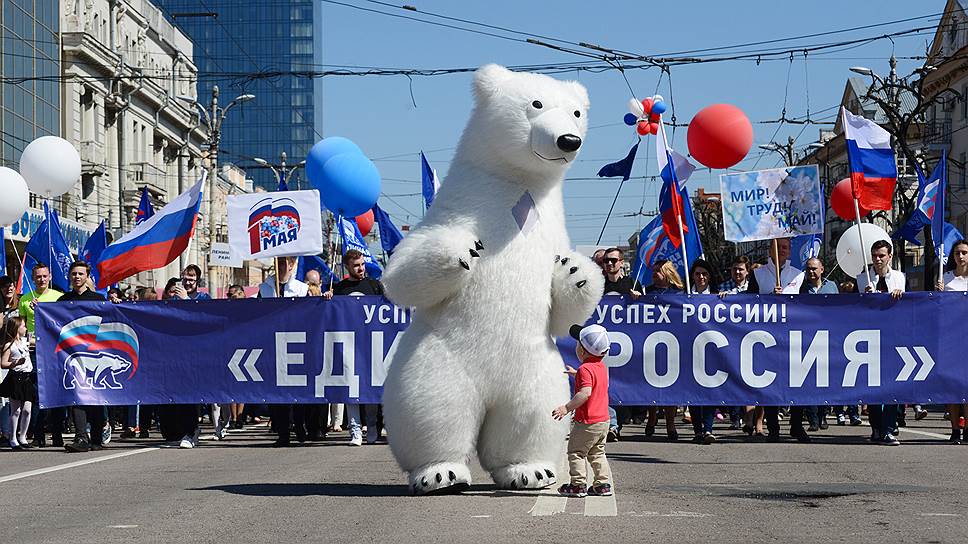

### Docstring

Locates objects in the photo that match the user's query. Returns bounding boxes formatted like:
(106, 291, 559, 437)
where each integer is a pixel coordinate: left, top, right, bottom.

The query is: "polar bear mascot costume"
(381, 64, 604, 495)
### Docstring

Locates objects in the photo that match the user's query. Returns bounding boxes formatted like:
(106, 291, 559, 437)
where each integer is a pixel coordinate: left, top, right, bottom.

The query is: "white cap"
(569, 324, 610, 357)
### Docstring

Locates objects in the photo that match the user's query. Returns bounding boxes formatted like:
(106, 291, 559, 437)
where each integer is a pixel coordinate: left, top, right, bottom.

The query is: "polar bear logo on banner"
(381, 65, 604, 495)
(63, 352, 132, 390)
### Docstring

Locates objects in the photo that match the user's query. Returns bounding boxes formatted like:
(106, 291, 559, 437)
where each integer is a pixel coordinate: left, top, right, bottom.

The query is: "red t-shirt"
(573, 356, 609, 424)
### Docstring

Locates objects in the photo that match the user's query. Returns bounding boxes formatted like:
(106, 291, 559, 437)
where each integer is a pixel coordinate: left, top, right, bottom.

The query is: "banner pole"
(273, 257, 281, 297)
(853, 198, 873, 289)
(772, 239, 781, 290)
(676, 215, 691, 293)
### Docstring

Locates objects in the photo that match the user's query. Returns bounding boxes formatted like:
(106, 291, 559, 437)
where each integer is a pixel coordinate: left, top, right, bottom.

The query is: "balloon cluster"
(305, 137, 382, 218)
(623, 95, 668, 136)
(0, 136, 81, 226)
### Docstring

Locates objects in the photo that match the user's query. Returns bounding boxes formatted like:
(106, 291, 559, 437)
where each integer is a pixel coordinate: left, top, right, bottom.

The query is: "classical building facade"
(61, 0, 208, 287)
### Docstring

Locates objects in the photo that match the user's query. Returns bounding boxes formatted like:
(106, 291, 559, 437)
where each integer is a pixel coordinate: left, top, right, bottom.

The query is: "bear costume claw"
(491, 463, 557, 490)
(409, 462, 472, 496)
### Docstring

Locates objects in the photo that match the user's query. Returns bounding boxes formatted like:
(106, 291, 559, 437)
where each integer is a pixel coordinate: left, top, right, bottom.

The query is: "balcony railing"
(924, 119, 952, 149)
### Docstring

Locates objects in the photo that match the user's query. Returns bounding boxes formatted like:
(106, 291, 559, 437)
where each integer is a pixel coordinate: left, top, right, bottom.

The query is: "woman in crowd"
(0, 317, 34, 450)
(0, 275, 19, 443)
(939, 239, 968, 444)
(643, 260, 684, 440)
(225, 285, 248, 429)
(688, 260, 720, 444)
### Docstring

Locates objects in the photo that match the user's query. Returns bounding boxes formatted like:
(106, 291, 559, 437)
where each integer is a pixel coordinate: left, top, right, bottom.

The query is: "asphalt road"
(1, 414, 966, 544)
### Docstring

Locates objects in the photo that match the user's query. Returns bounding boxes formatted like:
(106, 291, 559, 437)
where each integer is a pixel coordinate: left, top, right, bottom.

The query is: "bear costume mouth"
(532, 149, 569, 163)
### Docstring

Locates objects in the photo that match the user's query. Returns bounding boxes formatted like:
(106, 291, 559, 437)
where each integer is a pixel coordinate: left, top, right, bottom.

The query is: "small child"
(552, 324, 612, 497)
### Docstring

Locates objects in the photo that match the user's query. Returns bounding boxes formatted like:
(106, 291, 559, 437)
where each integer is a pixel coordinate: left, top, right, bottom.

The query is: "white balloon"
(652, 94, 664, 103)
(628, 97, 644, 117)
(836, 223, 891, 277)
(20, 136, 81, 197)
(0, 167, 28, 226)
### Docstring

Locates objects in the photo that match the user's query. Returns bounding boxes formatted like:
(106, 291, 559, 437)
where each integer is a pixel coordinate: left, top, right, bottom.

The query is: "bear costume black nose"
(556, 134, 582, 152)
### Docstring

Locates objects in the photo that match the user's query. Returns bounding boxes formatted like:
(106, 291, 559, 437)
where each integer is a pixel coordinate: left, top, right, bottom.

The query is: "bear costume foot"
(409, 462, 473, 496)
(491, 463, 558, 490)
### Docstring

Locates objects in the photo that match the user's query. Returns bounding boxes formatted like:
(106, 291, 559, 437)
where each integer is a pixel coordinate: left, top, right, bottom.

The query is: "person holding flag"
(938, 238, 968, 444)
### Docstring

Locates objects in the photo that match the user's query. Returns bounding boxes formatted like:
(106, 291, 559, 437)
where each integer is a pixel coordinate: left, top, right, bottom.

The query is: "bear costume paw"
(549, 251, 605, 336)
(491, 463, 558, 490)
(409, 462, 473, 496)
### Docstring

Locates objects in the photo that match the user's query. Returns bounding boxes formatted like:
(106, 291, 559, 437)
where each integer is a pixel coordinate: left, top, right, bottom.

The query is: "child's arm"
(0, 347, 19, 369)
(552, 386, 592, 420)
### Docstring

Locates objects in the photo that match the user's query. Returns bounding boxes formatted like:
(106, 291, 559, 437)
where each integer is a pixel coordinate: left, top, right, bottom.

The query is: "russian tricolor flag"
(656, 122, 696, 248)
(842, 107, 897, 211)
(96, 176, 204, 288)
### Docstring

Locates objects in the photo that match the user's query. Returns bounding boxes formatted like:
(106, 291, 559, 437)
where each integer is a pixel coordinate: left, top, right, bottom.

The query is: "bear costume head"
(455, 64, 589, 188)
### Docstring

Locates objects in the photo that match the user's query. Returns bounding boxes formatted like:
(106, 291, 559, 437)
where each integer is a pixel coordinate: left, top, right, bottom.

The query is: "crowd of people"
(593, 238, 968, 447)
(1, 238, 966, 454)
(0, 249, 386, 452)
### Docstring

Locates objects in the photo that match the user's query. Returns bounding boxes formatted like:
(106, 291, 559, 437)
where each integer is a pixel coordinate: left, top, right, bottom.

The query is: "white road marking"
(470, 515, 491, 519)
(108, 525, 140, 528)
(900, 429, 951, 440)
(918, 513, 958, 517)
(0, 447, 158, 484)
(530, 457, 569, 517)
(584, 485, 617, 517)
(629, 511, 712, 518)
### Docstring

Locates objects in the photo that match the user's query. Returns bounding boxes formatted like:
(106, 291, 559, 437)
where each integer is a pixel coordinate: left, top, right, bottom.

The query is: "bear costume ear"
(473, 64, 513, 102)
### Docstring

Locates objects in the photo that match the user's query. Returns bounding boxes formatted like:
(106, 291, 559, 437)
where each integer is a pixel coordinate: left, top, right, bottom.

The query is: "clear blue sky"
(317, 1, 939, 246)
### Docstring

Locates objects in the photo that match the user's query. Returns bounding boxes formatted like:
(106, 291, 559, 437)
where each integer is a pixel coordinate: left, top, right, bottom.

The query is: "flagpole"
(659, 121, 691, 293)
(772, 239, 781, 290)
(853, 198, 874, 289)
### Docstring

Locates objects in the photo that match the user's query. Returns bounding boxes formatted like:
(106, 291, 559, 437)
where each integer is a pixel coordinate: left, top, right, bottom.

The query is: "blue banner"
(35, 294, 968, 408)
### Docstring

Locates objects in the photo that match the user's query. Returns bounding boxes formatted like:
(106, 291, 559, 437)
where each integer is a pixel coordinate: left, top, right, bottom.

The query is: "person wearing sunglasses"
(601, 248, 641, 300)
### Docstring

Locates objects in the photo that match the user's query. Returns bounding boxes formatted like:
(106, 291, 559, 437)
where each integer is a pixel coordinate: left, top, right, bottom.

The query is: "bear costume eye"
(574, 110, 581, 118)
(532, 100, 543, 109)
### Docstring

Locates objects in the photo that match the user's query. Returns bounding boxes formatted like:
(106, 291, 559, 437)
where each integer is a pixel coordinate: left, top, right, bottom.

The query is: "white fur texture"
(381, 65, 604, 494)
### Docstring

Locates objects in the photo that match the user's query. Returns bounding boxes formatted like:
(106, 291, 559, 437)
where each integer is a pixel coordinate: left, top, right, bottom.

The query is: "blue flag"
(296, 255, 340, 285)
(80, 220, 109, 293)
(790, 233, 822, 271)
(631, 183, 703, 289)
(0, 228, 5, 277)
(337, 214, 382, 279)
(372, 204, 404, 256)
(24, 202, 74, 292)
(894, 153, 944, 246)
(596, 143, 639, 181)
(135, 186, 154, 226)
(420, 152, 440, 211)
(931, 151, 948, 264)
(940, 222, 965, 268)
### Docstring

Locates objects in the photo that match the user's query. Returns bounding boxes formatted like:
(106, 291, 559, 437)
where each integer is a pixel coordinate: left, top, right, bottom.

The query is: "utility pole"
(178, 85, 254, 294)
(253, 151, 306, 191)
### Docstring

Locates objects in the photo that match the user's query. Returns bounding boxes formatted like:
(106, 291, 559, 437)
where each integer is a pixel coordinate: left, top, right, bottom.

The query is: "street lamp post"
(253, 151, 306, 191)
(848, 56, 958, 283)
(758, 136, 796, 167)
(178, 85, 254, 294)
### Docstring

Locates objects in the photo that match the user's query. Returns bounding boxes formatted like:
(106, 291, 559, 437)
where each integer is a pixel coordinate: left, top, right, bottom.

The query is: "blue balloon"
(317, 152, 381, 217)
(651, 101, 667, 115)
(305, 137, 363, 186)
(623, 113, 638, 126)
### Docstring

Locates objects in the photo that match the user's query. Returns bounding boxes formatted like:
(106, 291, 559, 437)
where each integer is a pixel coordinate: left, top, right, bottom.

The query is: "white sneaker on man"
(102, 424, 113, 445)
(349, 433, 363, 446)
(215, 421, 226, 440)
(179, 435, 195, 449)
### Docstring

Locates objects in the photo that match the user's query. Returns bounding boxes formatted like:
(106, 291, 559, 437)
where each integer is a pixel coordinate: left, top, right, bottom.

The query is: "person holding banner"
(938, 239, 968, 444)
(324, 249, 385, 446)
(58, 261, 108, 453)
(749, 238, 802, 295)
(20, 264, 63, 448)
(602, 248, 641, 299)
(643, 259, 683, 441)
(259, 256, 312, 447)
(688, 260, 720, 444)
(718, 256, 752, 295)
(174, 265, 212, 301)
(857, 240, 904, 446)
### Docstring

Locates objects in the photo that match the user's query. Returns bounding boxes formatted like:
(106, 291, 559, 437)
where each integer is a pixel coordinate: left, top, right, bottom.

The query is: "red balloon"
(649, 122, 659, 135)
(649, 113, 661, 122)
(686, 104, 753, 169)
(636, 121, 650, 136)
(830, 178, 870, 221)
(642, 98, 654, 114)
(355, 209, 375, 237)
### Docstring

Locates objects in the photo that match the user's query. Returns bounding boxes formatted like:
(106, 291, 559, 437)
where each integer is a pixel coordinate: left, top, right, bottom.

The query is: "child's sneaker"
(557, 483, 587, 497)
(588, 483, 612, 496)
